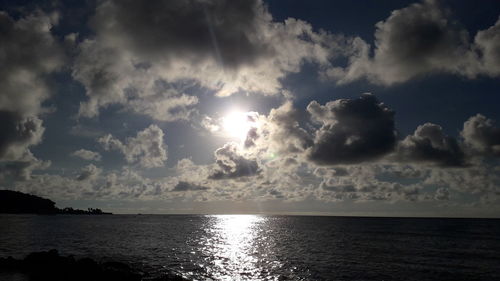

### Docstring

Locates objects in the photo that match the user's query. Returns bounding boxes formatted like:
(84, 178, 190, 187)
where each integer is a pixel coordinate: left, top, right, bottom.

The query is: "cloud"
(173, 181, 209, 192)
(326, 0, 500, 85)
(461, 114, 500, 157)
(381, 164, 426, 179)
(175, 158, 210, 182)
(69, 124, 105, 138)
(194, 95, 500, 204)
(306, 93, 397, 165)
(73, 36, 201, 121)
(76, 164, 101, 181)
(72, 0, 333, 119)
(434, 187, 450, 200)
(209, 142, 260, 179)
(98, 125, 168, 168)
(256, 101, 313, 155)
(0, 152, 51, 181)
(0, 112, 45, 161)
(9, 166, 168, 200)
(315, 165, 424, 202)
(474, 17, 500, 77)
(71, 149, 102, 161)
(0, 11, 62, 118)
(0, 11, 62, 178)
(397, 123, 465, 166)
(240, 94, 399, 167)
(424, 165, 500, 196)
(126, 88, 199, 122)
(368, 0, 473, 84)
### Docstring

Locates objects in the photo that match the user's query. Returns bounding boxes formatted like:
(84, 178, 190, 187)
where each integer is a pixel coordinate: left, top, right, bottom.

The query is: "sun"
(222, 111, 257, 141)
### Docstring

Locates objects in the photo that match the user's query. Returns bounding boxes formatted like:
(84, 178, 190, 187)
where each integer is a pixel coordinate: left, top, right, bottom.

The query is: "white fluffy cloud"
(71, 149, 102, 161)
(474, 18, 500, 77)
(0, 152, 51, 181)
(326, 0, 500, 85)
(242, 101, 313, 164)
(461, 114, 500, 156)
(0, 11, 63, 179)
(314, 165, 423, 202)
(209, 142, 260, 179)
(424, 165, 500, 196)
(98, 125, 168, 168)
(77, 164, 102, 181)
(0, 113, 45, 161)
(397, 123, 465, 166)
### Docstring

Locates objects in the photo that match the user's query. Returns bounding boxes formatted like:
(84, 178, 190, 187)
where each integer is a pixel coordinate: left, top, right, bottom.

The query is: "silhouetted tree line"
(59, 207, 111, 215)
(0, 190, 111, 215)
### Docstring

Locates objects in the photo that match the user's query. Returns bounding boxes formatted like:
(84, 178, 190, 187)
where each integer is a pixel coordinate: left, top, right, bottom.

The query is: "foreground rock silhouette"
(0, 250, 186, 281)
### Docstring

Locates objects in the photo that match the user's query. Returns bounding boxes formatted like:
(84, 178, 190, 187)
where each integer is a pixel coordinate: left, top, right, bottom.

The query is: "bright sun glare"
(222, 111, 256, 141)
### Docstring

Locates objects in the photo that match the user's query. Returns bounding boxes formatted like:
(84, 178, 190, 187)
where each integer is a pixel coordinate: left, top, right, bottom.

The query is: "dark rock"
(0, 256, 23, 270)
(0, 250, 153, 281)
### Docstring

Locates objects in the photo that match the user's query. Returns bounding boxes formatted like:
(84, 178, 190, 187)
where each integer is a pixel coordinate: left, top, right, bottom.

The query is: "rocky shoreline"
(0, 250, 187, 281)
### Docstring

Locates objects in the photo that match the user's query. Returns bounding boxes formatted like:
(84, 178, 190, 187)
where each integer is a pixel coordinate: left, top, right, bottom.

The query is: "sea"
(0, 214, 499, 281)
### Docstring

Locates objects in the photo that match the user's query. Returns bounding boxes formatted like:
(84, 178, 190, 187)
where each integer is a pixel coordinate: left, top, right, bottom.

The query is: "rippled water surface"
(1, 214, 499, 280)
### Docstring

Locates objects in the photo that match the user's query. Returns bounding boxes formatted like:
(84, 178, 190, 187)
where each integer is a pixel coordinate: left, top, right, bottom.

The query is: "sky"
(1, 0, 500, 217)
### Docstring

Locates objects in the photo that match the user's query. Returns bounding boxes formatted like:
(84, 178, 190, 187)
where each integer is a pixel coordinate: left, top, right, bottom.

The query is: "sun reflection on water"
(197, 214, 278, 280)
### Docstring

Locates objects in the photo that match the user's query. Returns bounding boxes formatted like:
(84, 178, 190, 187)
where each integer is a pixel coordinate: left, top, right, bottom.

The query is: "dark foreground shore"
(0, 250, 187, 281)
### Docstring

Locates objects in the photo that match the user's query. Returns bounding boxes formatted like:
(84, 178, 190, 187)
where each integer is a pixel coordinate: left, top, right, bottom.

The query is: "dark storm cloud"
(462, 114, 500, 157)
(173, 181, 209, 192)
(306, 94, 397, 165)
(73, 0, 334, 118)
(92, 0, 271, 69)
(368, 0, 472, 84)
(397, 123, 466, 167)
(209, 143, 260, 179)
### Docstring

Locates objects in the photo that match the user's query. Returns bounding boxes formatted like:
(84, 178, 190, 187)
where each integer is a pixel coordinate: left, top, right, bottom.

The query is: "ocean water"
(0, 214, 499, 281)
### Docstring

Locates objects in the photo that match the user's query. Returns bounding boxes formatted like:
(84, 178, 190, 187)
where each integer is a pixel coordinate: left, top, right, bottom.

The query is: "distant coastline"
(0, 190, 112, 215)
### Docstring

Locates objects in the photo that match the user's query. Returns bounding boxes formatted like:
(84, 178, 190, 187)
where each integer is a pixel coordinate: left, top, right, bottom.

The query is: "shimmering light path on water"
(188, 215, 285, 280)
(200, 215, 267, 280)
(1, 214, 500, 280)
